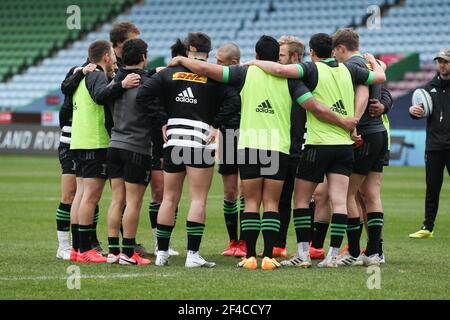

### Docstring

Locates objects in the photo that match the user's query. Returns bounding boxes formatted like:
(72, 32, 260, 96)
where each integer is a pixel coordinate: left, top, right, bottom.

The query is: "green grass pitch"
(1, 155, 449, 299)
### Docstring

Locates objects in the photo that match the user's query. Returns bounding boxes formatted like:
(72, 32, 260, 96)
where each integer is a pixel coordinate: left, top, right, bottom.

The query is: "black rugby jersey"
(136, 65, 238, 149)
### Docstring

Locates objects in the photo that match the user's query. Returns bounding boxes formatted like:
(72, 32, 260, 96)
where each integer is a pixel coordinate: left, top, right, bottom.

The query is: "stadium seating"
(0, 0, 134, 84)
(235, 0, 387, 62)
(358, 0, 450, 64)
(388, 64, 436, 98)
(0, 0, 449, 111)
(0, 0, 267, 110)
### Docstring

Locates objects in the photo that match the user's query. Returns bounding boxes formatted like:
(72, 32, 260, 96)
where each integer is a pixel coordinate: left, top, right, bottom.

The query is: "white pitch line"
(0, 272, 172, 282)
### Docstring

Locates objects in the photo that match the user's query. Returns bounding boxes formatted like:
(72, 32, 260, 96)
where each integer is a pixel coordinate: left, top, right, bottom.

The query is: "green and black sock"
(156, 224, 174, 251)
(122, 238, 135, 258)
(293, 208, 313, 243)
(79, 224, 92, 253)
(186, 221, 205, 252)
(56, 203, 71, 231)
(108, 237, 120, 255)
(311, 221, 329, 249)
(330, 213, 348, 249)
(71, 224, 79, 251)
(309, 200, 316, 236)
(277, 204, 291, 248)
(224, 199, 238, 242)
(239, 196, 245, 214)
(149, 202, 160, 229)
(261, 211, 280, 258)
(366, 212, 384, 256)
(241, 212, 260, 258)
(346, 218, 361, 257)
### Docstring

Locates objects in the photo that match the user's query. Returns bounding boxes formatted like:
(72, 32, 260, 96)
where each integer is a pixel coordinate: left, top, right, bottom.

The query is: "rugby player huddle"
(55, 21, 392, 270)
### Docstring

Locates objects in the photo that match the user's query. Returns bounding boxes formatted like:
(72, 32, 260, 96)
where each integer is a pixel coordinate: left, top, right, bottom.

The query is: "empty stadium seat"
(1, 0, 449, 111)
(0, 0, 135, 82)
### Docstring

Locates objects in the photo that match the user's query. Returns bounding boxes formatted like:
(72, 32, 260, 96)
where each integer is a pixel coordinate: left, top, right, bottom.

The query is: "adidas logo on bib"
(330, 99, 347, 116)
(176, 87, 197, 104)
(256, 99, 274, 114)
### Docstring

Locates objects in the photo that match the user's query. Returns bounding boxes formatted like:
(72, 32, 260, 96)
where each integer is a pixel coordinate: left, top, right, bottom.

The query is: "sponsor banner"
(0, 125, 428, 164)
(0, 112, 41, 124)
(0, 112, 12, 124)
(41, 111, 59, 127)
(0, 124, 60, 155)
(389, 129, 426, 166)
(172, 72, 207, 83)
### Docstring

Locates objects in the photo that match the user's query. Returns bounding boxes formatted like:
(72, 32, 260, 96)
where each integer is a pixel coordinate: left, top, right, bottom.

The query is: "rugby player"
(274, 35, 306, 258)
(312, 72, 392, 264)
(147, 38, 187, 257)
(136, 32, 237, 268)
(56, 62, 96, 260)
(213, 42, 247, 257)
(246, 33, 386, 268)
(70, 40, 140, 263)
(60, 22, 143, 257)
(110, 22, 140, 69)
(332, 28, 392, 266)
(106, 38, 152, 265)
(110, 21, 157, 257)
(61, 62, 106, 255)
(169, 35, 358, 270)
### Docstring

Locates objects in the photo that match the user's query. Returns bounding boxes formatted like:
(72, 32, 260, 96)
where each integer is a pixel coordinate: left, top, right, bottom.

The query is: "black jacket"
(59, 66, 78, 130)
(412, 74, 450, 151)
(217, 85, 241, 130)
(136, 65, 238, 150)
(62, 64, 124, 136)
(380, 86, 393, 115)
(348, 55, 387, 135)
(85, 66, 125, 135)
(136, 65, 235, 129)
(289, 103, 306, 158)
(59, 59, 90, 129)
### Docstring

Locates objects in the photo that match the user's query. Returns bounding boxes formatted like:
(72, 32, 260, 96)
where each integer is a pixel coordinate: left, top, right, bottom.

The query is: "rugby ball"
(411, 88, 433, 117)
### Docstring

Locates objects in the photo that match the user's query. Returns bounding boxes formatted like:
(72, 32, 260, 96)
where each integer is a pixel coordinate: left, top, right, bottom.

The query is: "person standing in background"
(409, 49, 450, 239)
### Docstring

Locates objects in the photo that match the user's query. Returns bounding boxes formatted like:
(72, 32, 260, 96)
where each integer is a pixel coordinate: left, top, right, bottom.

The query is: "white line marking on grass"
(0, 272, 172, 282)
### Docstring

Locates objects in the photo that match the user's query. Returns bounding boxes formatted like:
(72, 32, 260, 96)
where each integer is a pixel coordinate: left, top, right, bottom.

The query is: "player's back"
(157, 65, 224, 125)
(109, 68, 152, 155)
(153, 65, 224, 150)
(238, 65, 293, 154)
(347, 55, 384, 134)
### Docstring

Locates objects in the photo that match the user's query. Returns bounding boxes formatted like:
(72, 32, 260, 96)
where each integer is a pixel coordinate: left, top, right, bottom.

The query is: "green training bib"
(306, 61, 355, 145)
(70, 77, 110, 150)
(238, 66, 293, 154)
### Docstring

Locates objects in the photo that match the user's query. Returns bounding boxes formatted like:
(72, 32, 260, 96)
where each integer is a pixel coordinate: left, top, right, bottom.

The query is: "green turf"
(1, 155, 449, 300)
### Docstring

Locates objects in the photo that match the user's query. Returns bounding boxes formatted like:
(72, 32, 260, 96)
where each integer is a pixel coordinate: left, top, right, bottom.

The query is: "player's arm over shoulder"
(248, 60, 304, 79)
(289, 79, 356, 131)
